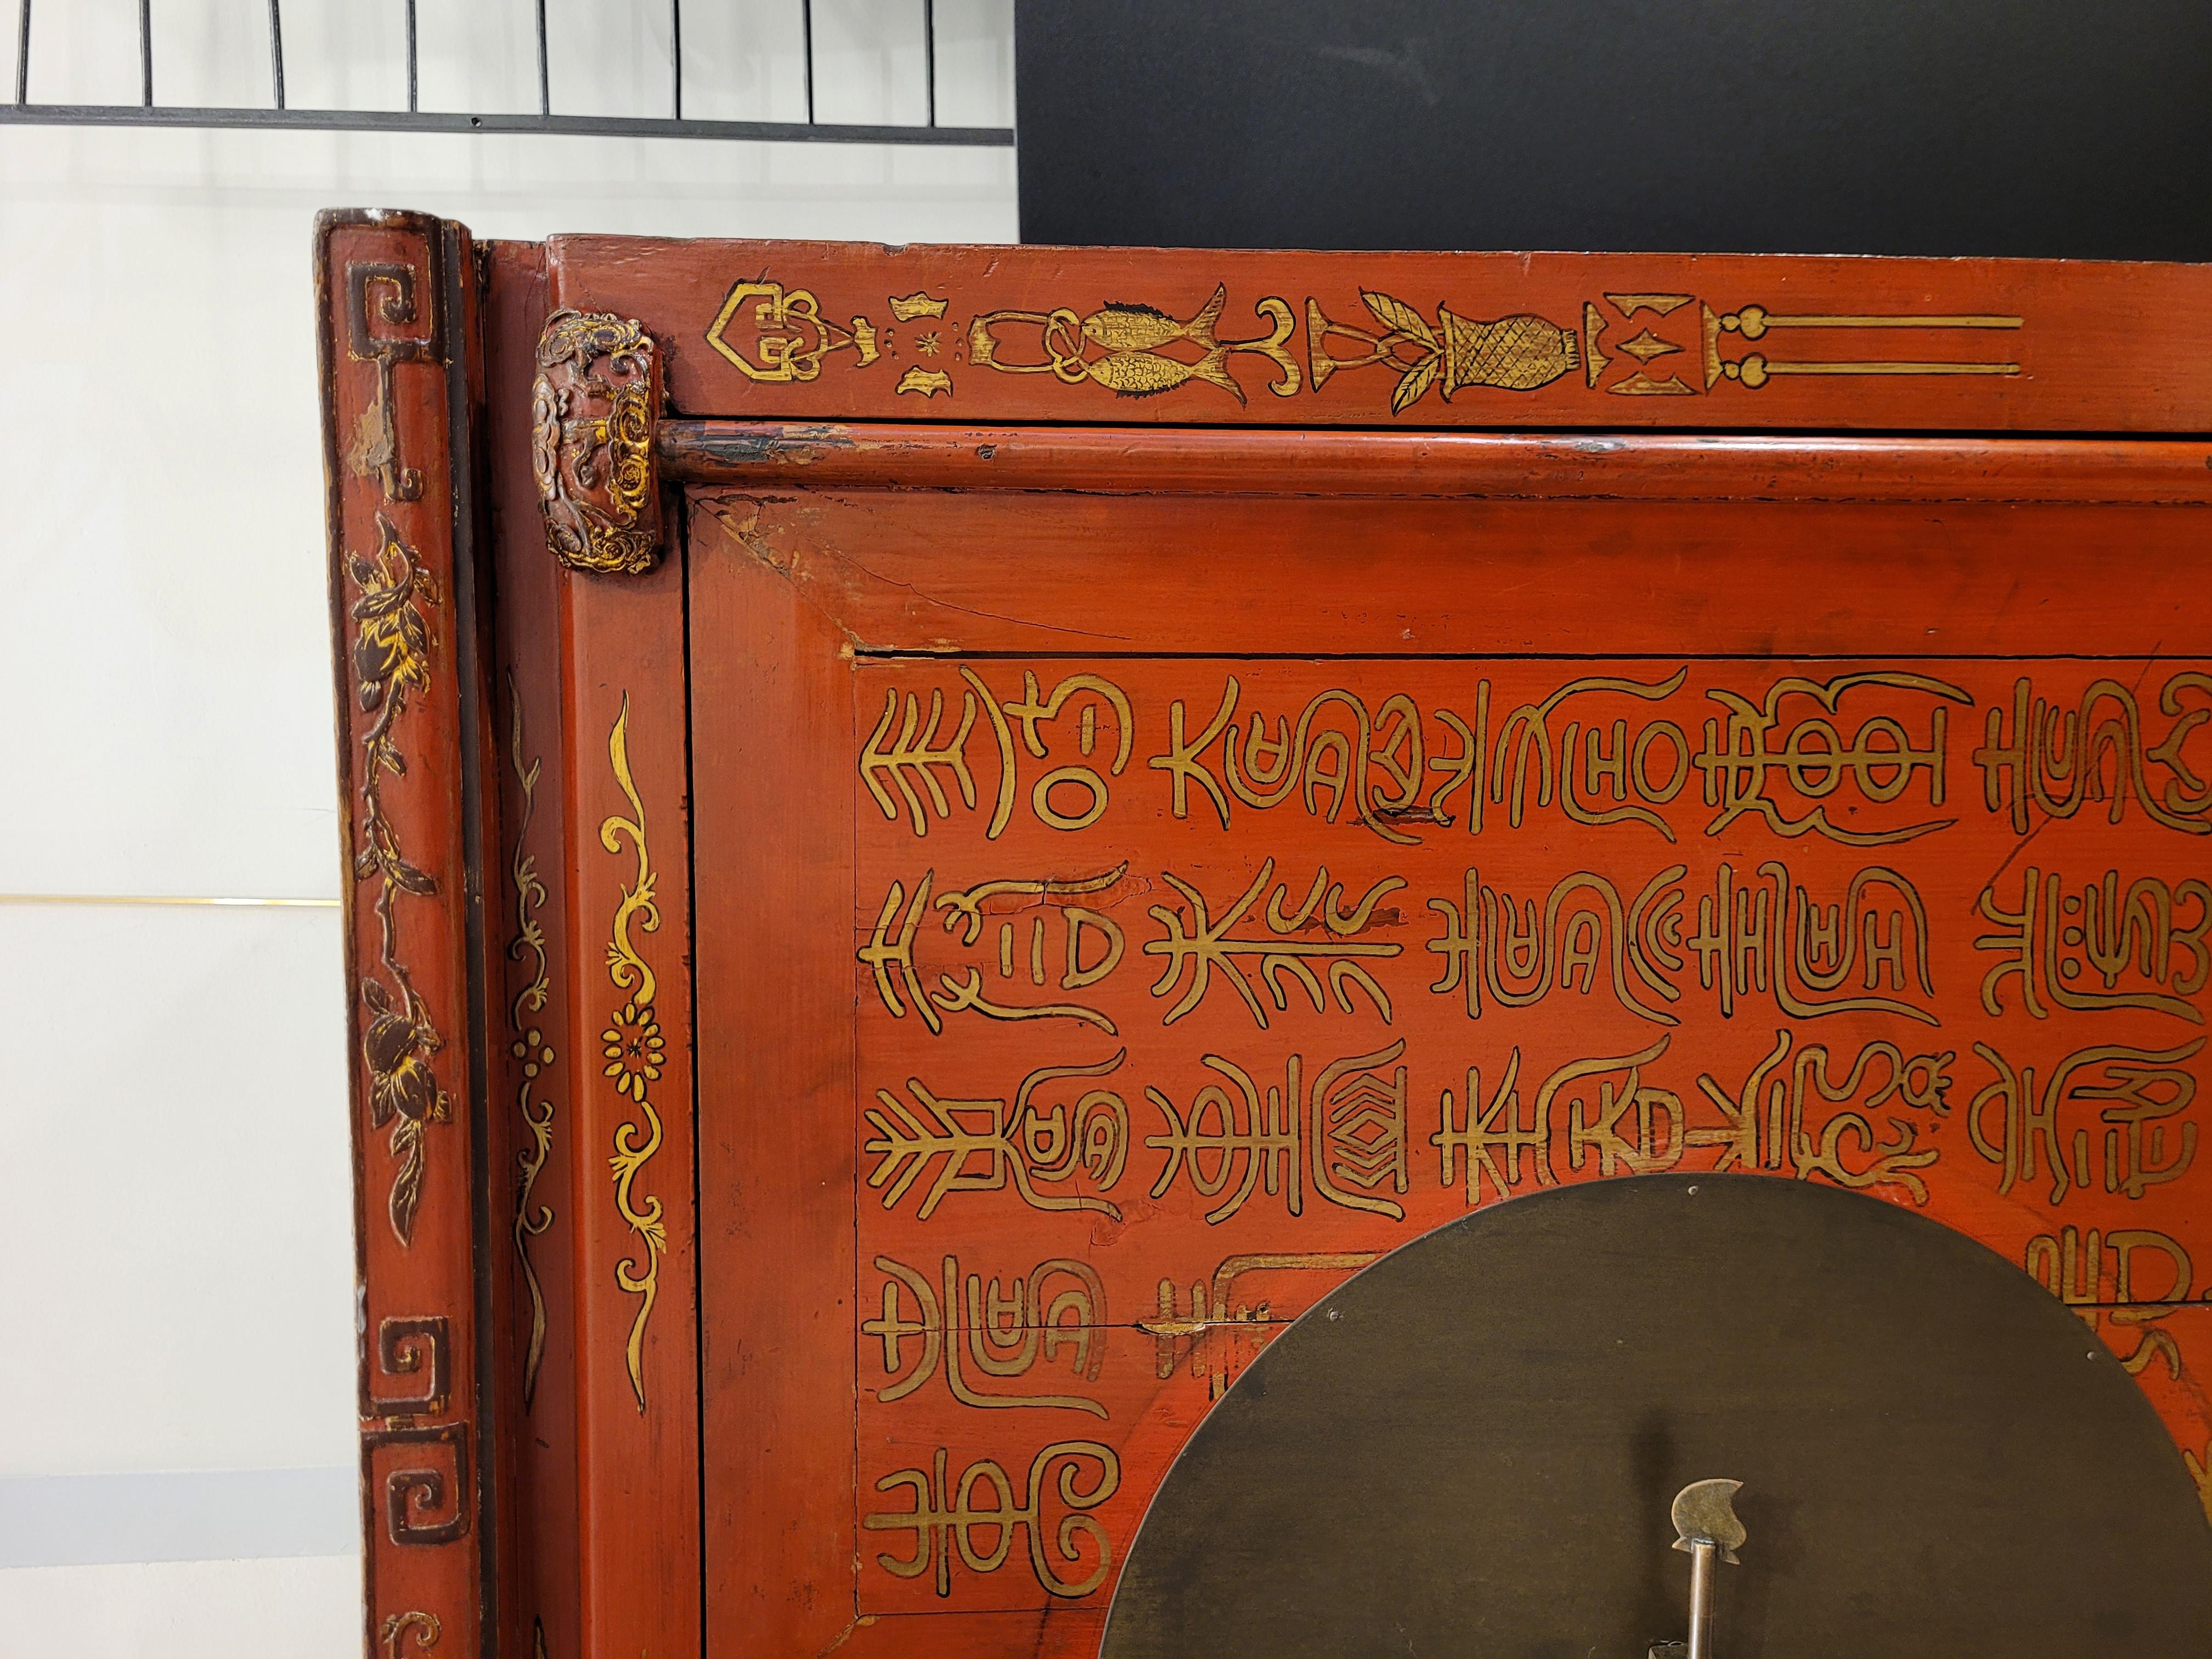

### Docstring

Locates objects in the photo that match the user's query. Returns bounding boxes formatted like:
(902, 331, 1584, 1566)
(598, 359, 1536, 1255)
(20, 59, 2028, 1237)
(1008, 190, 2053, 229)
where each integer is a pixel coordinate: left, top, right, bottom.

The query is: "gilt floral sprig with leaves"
(1358, 291, 1447, 415)
(349, 511, 447, 1246)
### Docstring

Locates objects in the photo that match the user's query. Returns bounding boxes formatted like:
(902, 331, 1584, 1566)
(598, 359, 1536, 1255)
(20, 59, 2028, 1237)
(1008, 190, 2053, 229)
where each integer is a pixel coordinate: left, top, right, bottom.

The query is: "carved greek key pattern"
(345, 261, 438, 501)
(358, 1313, 471, 1549)
(360, 1315, 453, 1420)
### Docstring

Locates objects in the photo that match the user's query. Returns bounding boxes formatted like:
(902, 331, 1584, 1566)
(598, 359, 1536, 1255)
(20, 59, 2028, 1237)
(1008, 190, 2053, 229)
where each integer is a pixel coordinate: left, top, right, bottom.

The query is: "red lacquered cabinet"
(316, 214, 2212, 1658)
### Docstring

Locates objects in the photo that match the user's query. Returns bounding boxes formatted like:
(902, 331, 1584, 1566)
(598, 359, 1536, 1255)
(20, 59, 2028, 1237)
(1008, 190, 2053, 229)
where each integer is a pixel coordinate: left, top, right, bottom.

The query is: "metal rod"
(1685, 1540, 1717, 1659)
(801, 0, 815, 123)
(0, 102, 1013, 144)
(138, 0, 151, 105)
(404, 0, 417, 112)
(533, 0, 548, 116)
(923, 0, 935, 126)
(669, 0, 681, 119)
(15, 0, 30, 106)
(267, 0, 284, 109)
(653, 424, 2212, 505)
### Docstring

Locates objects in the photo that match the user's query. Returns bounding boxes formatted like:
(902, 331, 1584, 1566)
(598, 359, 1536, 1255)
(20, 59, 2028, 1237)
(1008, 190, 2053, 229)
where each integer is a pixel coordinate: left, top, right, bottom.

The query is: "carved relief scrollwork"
(533, 308, 664, 575)
(380, 1611, 441, 1658)
(348, 512, 448, 1246)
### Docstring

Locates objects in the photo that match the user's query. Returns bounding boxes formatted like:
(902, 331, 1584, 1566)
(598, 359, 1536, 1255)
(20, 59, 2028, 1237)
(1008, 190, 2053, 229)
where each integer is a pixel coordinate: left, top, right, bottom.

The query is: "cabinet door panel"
(687, 475, 2212, 1657)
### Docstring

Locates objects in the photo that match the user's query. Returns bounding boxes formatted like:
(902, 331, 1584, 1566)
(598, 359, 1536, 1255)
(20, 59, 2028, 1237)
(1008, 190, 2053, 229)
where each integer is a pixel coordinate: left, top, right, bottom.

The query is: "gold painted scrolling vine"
(505, 674, 556, 1408)
(601, 695, 667, 1413)
(349, 511, 447, 1246)
(704, 276, 2022, 408)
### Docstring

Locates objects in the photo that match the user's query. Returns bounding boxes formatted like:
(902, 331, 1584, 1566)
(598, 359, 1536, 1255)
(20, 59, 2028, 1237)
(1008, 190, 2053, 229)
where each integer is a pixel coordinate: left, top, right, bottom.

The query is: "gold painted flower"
(602, 1001, 664, 1101)
(917, 330, 941, 356)
(512, 1026, 556, 1079)
(348, 518, 437, 711)
(363, 978, 445, 1126)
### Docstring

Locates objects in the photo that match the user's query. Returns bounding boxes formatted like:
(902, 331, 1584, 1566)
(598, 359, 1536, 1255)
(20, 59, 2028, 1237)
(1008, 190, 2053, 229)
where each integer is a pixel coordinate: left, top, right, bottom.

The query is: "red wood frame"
(317, 221, 2212, 1659)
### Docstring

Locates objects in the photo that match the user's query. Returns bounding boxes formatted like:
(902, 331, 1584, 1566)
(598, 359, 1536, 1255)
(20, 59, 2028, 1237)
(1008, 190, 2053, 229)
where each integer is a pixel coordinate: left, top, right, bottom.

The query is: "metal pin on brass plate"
(1651, 1479, 1746, 1659)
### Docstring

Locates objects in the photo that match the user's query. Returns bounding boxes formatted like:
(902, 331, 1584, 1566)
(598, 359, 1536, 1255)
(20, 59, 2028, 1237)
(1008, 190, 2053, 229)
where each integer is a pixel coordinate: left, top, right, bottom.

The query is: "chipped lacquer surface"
(318, 208, 487, 1659)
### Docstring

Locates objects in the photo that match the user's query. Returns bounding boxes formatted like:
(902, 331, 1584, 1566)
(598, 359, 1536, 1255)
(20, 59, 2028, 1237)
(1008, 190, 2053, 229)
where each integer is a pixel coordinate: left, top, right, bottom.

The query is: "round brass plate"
(1102, 1175, 2212, 1658)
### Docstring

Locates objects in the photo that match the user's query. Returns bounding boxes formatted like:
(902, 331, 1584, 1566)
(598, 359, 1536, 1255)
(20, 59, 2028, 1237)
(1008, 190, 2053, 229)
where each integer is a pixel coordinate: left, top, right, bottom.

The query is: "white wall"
(0, 3, 1014, 1654)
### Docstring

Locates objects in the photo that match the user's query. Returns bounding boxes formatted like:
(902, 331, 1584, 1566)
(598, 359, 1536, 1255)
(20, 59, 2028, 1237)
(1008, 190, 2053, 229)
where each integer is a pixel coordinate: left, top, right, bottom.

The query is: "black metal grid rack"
(3, 0, 1012, 146)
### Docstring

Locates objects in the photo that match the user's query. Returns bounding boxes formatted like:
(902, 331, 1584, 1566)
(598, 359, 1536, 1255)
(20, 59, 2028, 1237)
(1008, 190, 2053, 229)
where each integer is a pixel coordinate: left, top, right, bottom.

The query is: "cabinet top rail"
(532, 235, 2212, 435)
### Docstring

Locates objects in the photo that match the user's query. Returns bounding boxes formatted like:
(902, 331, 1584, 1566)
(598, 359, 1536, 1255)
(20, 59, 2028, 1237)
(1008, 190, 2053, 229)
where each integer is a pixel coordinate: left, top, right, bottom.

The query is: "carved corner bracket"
(533, 308, 665, 576)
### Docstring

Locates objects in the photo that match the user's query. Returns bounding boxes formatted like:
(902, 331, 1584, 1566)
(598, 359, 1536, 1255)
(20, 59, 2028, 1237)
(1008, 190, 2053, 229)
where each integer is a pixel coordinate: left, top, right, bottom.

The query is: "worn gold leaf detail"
(1606, 292, 1695, 318)
(380, 1611, 440, 1658)
(970, 284, 1299, 403)
(533, 309, 661, 575)
(348, 512, 447, 1247)
(1618, 328, 1681, 364)
(505, 672, 555, 1408)
(601, 695, 664, 1412)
